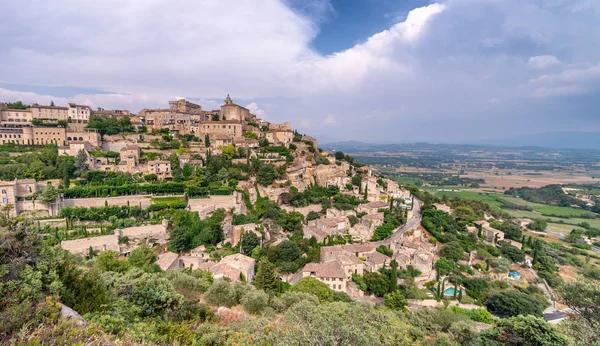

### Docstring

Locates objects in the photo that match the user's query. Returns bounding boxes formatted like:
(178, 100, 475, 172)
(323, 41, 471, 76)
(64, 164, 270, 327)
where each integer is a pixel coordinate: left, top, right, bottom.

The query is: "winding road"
(374, 198, 422, 247)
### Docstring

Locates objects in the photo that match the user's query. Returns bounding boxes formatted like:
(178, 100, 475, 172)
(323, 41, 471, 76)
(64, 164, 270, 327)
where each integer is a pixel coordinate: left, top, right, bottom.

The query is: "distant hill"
(323, 132, 600, 151)
(469, 131, 600, 150)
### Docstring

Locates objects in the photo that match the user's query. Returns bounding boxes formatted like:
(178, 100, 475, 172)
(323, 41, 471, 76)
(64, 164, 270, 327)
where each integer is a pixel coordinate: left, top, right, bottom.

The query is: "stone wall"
(188, 194, 242, 218)
(60, 195, 154, 209)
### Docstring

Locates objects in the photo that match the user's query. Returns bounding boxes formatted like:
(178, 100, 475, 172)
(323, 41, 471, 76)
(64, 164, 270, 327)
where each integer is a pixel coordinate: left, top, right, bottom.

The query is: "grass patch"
(530, 205, 597, 218)
(433, 190, 505, 208)
(151, 196, 186, 206)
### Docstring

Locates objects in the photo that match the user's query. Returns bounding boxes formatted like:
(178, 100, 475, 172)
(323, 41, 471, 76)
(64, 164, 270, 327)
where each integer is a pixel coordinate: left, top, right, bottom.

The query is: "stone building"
(195, 120, 243, 139)
(293, 261, 347, 292)
(219, 95, 250, 122)
(0, 179, 37, 216)
(147, 160, 172, 180)
(30, 104, 70, 121)
(67, 103, 91, 124)
(201, 253, 256, 282)
(475, 220, 505, 244)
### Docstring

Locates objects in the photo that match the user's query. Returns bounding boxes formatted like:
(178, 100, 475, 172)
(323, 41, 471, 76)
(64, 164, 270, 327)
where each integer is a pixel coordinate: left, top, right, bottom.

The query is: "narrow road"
(543, 230, 600, 254)
(374, 198, 422, 247)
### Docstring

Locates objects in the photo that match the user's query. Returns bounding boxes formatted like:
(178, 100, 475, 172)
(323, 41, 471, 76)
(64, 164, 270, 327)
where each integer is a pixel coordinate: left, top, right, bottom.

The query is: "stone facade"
(219, 95, 250, 122)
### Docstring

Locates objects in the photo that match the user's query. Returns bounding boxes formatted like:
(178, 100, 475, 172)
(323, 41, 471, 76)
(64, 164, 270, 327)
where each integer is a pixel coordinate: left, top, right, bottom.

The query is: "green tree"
(485, 291, 547, 317)
(74, 150, 89, 176)
(291, 277, 334, 303)
(389, 259, 398, 293)
(478, 315, 572, 346)
(240, 231, 260, 255)
(241, 289, 269, 314)
(204, 279, 237, 307)
(95, 251, 130, 273)
(384, 290, 407, 310)
(253, 258, 278, 294)
(440, 242, 465, 261)
(276, 240, 300, 262)
(204, 134, 210, 147)
(364, 272, 390, 297)
(435, 258, 455, 276)
(131, 273, 183, 317)
(128, 244, 157, 269)
(528, 218, 548, 232)
(557, 278, 600, 338)
(257, 164, 276, 186)
(40, 182, 59, 216)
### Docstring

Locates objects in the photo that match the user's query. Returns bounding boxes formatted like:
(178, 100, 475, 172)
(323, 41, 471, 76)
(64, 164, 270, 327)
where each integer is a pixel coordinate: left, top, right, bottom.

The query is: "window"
(1, 190, 5, 194)
(2, 198, 7, 204)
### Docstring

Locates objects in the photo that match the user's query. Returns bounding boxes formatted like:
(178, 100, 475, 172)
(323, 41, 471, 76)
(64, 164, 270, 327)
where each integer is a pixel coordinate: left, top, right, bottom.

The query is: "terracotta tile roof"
(303, 261, 345, 279)
(156, 252, 179, 271)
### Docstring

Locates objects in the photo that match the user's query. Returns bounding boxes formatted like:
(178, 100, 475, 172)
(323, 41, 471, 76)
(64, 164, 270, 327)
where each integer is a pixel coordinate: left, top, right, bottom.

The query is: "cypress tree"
(458, 288, 463, 302)
(253, 258, 278, 294)
(389, 260, 398, 293)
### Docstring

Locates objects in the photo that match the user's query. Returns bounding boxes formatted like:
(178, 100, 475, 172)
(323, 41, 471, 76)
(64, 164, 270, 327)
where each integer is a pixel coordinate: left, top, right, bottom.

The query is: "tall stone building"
(219, 95, 251, 122)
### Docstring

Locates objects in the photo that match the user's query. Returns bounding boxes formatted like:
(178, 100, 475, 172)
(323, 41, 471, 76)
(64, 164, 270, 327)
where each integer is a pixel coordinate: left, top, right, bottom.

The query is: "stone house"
(0, 179, 38, 216)
(361, 212, 384, 229)
(357, 200, 389, 215)
(475, 220, 505, 244)
(201, 253, 256, 282)
(120, 145, 140, 165)
(293, 260, 347, 292)
(303, 226, 328, 243)
(147, 160, 172, 180)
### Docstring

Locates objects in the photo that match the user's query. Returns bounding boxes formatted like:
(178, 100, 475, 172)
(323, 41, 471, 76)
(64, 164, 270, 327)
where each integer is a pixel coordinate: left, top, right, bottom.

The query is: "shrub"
(241, 289, 269, 314)
(203, 280, 237, 307)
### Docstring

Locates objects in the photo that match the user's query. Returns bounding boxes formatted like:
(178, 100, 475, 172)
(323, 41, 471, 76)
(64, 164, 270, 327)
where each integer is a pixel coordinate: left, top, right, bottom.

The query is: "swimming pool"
(443, 287, 457, 296)
(509, 271, 521, 278)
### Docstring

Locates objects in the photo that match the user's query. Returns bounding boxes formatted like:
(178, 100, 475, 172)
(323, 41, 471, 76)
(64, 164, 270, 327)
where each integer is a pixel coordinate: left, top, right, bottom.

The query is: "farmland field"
(530, 205, 597, 218)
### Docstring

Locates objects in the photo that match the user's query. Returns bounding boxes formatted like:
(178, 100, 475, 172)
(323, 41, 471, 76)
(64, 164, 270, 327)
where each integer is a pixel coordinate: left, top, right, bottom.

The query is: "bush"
(203, 280, 237, 307)
(384, 291, 407, 310)
(130, 273, 184, 317)
(241, 289, 269, 314)
(280, 291, 320, 309)
(450, 306, 493, 323)
(485, 291, 547, 317)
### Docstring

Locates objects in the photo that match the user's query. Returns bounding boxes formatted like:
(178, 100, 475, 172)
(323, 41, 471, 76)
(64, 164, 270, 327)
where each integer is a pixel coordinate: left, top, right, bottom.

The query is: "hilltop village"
(0, 96, 422, 297)
(0, 97, 593, 345)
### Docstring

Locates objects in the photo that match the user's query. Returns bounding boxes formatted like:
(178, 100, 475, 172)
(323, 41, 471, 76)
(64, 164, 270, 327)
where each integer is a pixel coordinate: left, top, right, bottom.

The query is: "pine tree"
(389, 260, 398, 293)
(253, 258, 278, 294)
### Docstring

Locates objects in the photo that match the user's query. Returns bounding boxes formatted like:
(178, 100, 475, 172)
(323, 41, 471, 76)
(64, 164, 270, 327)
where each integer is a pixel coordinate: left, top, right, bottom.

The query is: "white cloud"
(0, 0, 599, 142)
(245, 102, 267, 118)
(528, 55, 562, 69)
(321, 114, 337, 125)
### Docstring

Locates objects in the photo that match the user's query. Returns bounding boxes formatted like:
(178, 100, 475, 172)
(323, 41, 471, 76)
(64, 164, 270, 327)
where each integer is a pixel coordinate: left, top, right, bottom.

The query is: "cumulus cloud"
(0, 0, 599, 142)
(321, 114, 337, 125)
(528, 55, 562, 69)
(245, 102, 267, 118)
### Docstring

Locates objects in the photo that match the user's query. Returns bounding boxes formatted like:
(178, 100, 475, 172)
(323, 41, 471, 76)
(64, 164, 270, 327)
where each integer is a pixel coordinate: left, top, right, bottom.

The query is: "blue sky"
(290, 0, 429, 55)
(0, 0, 599, 143)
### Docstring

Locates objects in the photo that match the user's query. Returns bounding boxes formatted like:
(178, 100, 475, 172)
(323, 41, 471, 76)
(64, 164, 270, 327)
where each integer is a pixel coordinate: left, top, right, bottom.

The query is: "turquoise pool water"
(509, 271, 521, 278)
(443, 287, 456, 295)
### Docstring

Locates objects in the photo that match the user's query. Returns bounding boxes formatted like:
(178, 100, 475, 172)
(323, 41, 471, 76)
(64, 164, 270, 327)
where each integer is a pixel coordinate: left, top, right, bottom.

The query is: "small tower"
(224, 94, 233, 105)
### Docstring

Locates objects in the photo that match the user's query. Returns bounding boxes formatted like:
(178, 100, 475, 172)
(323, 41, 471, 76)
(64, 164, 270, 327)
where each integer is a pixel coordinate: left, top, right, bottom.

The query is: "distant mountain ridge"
(323, 132, 600, 151)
